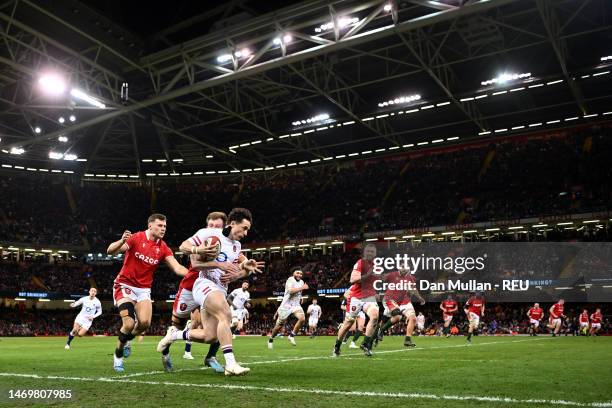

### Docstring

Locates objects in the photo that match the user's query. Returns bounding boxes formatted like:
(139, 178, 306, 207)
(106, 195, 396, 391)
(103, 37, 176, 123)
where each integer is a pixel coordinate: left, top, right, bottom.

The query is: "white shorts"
(113, 282, 151, 305)
(276, 305, 304, 324)
(75, 315, 93, 331)
(193, 277, 227, 311)
(530, 318, 540, 327)
(308, 317, 319, 327)
(443, 314, 454, 323)
(358, 311, 366, 320)
(580, 322, 589, 328)
(468, 312, 480, 326)
(173, 287, 198, 319)
(383, 302, 415, 318)
(417, 323, 425, 330)
(232, 308, 247, 322)
(346, 296, 377, 319)
(591, 323, 601, 329)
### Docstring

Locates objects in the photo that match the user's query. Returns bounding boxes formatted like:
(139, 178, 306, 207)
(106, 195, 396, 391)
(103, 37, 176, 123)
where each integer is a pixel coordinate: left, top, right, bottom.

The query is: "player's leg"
(65, 322, 80, 349)
(343, 320, 355, 343)
(268, 308, 287, 349)
(200, 291, 247, 375)
(176, 308, 225, 372)
(77, 326, 88, 337)
(114, 299, 137, 371)
(443, 316, 452, 337)
(159, 313, 188, 371)
(132, 299, 152, 336)
(200, 310, 224, 373)
(287, 309, 305, 345)
(360, 303, 379, 355)
(350, 315, 365, 348)
(184, 308, 202, 358)
(466, 313, 479, 342)
(333, 317, 355, 356)
(378, 310, 401, 340)
(403, 306, 417, 347)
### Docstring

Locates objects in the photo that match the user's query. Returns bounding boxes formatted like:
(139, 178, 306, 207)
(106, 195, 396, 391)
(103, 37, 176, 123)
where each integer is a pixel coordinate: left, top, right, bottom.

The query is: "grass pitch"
(0, 335, 610, 407)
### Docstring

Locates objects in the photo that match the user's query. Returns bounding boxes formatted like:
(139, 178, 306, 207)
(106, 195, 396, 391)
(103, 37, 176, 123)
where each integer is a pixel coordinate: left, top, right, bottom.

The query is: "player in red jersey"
(546, 299, 566, 336)
(464, 293, 485, 343)
(589, 308, 603, 336)
(440, 295, 458, 337)
(527, 303, 544, 336)
(375, 268, 425, 347)
(106, 213, 194, 373)
(579, 309, 590, 335)
(333, 243, 379, 357)
(159, 212, 228, 373)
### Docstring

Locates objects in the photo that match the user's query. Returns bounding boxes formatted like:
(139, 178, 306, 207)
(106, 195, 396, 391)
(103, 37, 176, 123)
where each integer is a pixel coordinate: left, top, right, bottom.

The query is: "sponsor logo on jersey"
(135, 251, 160, 265)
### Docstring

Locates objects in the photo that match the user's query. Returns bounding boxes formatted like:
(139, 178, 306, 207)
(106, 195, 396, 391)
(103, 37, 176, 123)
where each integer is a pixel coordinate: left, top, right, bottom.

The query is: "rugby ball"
(199, 236, 221, 261)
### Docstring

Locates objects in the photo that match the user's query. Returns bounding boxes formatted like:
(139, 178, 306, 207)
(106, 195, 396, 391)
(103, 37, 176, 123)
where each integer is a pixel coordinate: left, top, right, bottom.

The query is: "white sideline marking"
(0, 372, 609, 407)
(115, 337, 556, 378)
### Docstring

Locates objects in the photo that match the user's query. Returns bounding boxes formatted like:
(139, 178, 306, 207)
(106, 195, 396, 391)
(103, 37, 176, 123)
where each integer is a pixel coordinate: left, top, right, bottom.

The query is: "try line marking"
(0, 371, 609, 407)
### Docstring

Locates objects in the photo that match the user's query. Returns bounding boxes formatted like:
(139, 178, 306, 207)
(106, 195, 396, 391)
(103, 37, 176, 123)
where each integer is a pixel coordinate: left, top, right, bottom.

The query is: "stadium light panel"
(70, 89, 106, 109)
(481, 72, 531, 86)
(38, 73, 66, 96)
(601, 56, 612, 61)
(234, 48, 251, 58)
(49, 152, 63, 160)
(58, 117, 65, 124)
(58, 136, 68, 142)
(217, 54, 232, 63)
(378, 94, 421, 107)
(10, 147, 24, 155)
(384, 3, 392, 12)
(34, 127, 42, 134)
(69, 115, 76, 122)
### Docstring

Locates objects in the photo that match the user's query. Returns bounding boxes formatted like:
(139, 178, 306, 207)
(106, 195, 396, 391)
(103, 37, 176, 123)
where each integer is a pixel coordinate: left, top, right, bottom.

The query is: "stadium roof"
(0, 0, 611, 178)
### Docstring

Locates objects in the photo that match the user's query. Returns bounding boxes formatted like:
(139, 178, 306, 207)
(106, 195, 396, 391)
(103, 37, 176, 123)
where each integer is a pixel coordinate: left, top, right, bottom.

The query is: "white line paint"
(0, 371, 609, 407)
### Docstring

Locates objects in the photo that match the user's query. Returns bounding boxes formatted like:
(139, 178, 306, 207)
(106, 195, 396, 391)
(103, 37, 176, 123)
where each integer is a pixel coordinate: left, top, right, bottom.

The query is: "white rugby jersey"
(73, 296, 102, 319)
(189, 227, 242, 289)
(307, 304, 322, 319)
(280, 276, 303, 309)
(229, 288, 250, 310)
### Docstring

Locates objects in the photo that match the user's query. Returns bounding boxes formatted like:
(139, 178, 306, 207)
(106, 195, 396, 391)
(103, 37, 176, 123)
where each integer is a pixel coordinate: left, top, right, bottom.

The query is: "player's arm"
(349, 267, 361, 284)
(227, 291, 236, 306)
(439, 302, 445, 312)
(164, 256, 189, 277)
(481, 304, 485, 317)
(549, 305, 556, 316)
(463, 301, 470, 315)
(307, 305, 312, 315)
(238, 253, 265, 275)
(408, 287, 426, 305)
(526, 309, 531, 319)
(70, 297, 85, 308)
(107, 230, 132, 255)
(450, 303, 458, 313)
(288, 282, 308, 294)
(93, 303, 102, 319)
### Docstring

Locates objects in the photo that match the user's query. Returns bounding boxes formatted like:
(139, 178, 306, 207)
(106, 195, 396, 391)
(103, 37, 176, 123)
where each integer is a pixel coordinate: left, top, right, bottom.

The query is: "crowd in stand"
(0, 124, 610, 249)
(0, 301, 608, 337)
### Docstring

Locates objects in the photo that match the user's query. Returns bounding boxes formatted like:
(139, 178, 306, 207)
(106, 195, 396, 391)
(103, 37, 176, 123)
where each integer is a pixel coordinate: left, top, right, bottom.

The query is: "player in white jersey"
(307, 299, 322, 338)
(416, 312, 425, 335)
(268, 267, 308, 349)
(65, 288, 102, 349)
(228, 281, 251, 338)
(157, 208, 264, 376)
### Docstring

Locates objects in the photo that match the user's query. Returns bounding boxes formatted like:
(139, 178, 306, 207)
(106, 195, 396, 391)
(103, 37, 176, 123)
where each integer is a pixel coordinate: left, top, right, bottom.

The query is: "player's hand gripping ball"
(196, 236, 221, 261)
